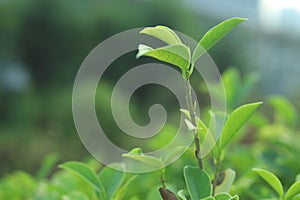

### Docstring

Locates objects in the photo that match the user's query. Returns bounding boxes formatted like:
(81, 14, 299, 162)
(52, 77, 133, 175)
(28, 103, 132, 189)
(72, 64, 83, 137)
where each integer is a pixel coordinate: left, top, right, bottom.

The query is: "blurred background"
(0, 0, 299, 180)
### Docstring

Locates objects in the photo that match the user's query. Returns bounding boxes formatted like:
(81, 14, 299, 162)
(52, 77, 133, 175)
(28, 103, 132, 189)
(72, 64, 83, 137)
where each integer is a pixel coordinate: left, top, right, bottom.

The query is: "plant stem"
(161, 168, 166, 188)
(184, 77, 203, 169)
(212, 155, 221, 196)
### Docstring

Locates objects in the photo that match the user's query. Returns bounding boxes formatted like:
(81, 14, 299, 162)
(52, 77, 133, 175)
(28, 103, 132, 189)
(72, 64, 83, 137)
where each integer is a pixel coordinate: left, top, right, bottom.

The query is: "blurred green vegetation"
(0, 0, 210, 175)
(1, 0, 245, 175)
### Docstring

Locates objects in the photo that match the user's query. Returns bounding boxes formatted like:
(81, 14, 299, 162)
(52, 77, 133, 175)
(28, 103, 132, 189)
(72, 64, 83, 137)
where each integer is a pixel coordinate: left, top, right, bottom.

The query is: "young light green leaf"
(122, 153, 163, 168)
(192, 18, 247, 63)
(177, 190, 187, 200)
(183, 166, 211, 200)
(285, 181, 300, 199)
(136, 44, 153, 59)
(140, 25, 182, 44)
(215, 169, 236, 194)
(196, 115, 221, 157)
(180, 108, 191, 120)
(59, 161, 106, 199)
(252, 168, 283, 197)
(136, 44, 190, 70)
(196, 117, 209, 139)
(219, 102, 263, 149)
(215, 193, 239, 200)
(128, 147, 144, 155)
(184, 119, 197, 131)
(99, 166, 125, 200)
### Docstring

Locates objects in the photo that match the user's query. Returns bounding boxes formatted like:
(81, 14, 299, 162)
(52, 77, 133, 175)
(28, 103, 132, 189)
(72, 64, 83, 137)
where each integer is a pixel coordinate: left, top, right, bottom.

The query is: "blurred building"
(188, 0, 300, 96)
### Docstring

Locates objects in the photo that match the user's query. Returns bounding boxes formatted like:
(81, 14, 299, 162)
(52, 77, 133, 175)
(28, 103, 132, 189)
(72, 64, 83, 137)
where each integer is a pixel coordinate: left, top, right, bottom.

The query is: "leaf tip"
(136, 44, 152, 59)
(253, 101, 264, 107)
(252, 168, 259, 172)
(230, 17, 248, 22)
(139, 27, 148, 34)
(239, 17, 248, 21)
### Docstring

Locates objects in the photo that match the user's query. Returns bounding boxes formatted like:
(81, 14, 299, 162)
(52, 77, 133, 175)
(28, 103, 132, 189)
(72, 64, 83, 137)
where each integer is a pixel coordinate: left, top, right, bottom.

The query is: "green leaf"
(113, 175, 137, 200)
(215, 193, 239, 200)
(222, 68, 241, 110)
(219, 102, 262, 149)
(59, 161, 106, 199)
(238, 73, 259, 107)
(136, 44, 153, 59)
(180, 109, 191, 120)
(99, 166, 125, 200)
(215, 169, 236, 194)
(123, 150, 163, 168)
(222, 68, 259, 111)
(196, 117, 210, 140)
(177, 190, 187, 200)
(252, 168, 283, 197)
(268, 96, 298, 126)
(136, 44, 190, 70)
(192, 18, 247, 63)
(286, 181, 300, 199)
(140, 25, 182, 44)
(36, 153, 59, 180)
(183, 166, 211, 200)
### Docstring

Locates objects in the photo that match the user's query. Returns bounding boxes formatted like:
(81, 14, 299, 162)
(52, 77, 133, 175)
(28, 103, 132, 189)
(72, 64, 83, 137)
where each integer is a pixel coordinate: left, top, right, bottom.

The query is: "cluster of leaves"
(131, 17, 262, 200)
(228, 94, 300, 199)
(59, 162, 136, 200)
(253, 168, 300, 200)
(136, 18, 246, 79)
(0, 155, 137, 200)
(1, 72, 299, 199)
